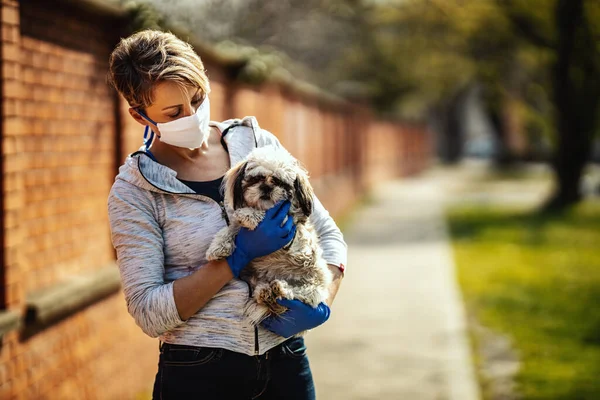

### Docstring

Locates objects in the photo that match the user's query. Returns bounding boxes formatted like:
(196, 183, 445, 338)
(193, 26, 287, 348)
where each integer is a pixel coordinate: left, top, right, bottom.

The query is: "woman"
(106, 29, 347, 399)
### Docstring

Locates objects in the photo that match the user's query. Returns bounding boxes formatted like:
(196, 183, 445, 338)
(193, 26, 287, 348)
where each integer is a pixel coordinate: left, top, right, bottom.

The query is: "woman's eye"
(169, 108, 181, 118)
(192, 97, 203, 104)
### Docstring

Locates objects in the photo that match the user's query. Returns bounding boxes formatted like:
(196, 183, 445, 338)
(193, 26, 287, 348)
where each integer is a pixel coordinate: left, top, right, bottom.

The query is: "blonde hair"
(107, 29, 210, 110)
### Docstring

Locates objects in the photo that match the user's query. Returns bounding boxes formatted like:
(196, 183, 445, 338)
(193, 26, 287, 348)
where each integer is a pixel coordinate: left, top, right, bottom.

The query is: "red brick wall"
(2, 0, 23, 314)
(1, 1, 158, 399)
(18, 1, 116, 294)
(1, 1, 432, 399)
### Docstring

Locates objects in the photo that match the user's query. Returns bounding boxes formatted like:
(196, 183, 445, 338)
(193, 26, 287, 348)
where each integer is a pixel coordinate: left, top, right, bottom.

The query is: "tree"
(547, 0, 600, 209)
(332, 0, 600, 208)
(498, 0, 600, 209)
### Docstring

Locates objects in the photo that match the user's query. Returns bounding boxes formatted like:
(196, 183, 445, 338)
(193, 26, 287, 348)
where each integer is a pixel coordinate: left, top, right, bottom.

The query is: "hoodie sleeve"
(107, 179, 186, 338)
(256, 127, 348, 271)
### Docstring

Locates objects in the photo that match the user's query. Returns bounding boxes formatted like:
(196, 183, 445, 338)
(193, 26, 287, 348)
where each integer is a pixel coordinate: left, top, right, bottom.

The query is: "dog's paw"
(233, 208, 265, 230)
(255, 283, 275, 305)
(206, 242, 233, 261)
(206, 228, 235, 260)
(285, 283, 327, 309)
(269, 281, 294, 315)
(270, 280, 292, 300)
(244, 286, 273, 326)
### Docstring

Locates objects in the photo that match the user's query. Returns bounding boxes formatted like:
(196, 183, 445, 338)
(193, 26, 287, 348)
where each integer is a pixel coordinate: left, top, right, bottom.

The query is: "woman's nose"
(181, 105, 197, 118)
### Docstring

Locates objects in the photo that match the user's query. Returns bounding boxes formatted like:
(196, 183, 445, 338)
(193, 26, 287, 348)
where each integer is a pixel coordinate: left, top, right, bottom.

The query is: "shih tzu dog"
(206, 145, 332, 333)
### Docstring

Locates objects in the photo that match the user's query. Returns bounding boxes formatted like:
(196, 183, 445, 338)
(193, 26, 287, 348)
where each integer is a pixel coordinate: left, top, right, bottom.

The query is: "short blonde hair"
(107, 29, 210, 109)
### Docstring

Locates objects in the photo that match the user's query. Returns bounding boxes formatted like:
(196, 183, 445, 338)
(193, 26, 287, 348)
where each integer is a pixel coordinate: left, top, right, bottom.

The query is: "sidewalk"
(306, 174, 481, 400)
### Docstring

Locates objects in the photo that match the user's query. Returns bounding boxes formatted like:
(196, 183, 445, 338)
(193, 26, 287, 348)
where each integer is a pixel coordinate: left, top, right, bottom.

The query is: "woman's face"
(129, 80, 205, 135)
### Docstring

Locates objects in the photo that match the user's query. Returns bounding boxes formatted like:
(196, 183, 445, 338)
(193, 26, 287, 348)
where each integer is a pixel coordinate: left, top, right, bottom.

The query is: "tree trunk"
(431, 87, 469, 164)
(486, 95, 514, 167)
(545, 0, 600, 210)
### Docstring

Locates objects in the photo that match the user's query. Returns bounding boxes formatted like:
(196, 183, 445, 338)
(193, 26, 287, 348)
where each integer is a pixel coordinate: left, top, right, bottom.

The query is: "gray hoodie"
(107, 116, 347, 356)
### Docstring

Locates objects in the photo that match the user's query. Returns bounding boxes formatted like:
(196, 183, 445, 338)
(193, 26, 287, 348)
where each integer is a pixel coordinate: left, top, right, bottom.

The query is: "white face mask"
(139, 97, 211, 150)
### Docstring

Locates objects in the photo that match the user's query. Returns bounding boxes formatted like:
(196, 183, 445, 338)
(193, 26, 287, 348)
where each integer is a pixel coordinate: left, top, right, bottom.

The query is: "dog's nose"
(260, 184, 272, 193)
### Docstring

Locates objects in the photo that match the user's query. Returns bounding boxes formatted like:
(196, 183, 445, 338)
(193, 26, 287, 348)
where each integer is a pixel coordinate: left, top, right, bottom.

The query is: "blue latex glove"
(226, 201, 296, 278)
(261, 298, 331, 338)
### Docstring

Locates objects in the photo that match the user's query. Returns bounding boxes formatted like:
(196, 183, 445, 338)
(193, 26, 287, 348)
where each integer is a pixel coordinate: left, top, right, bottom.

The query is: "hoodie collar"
(116, 119, 258, 197)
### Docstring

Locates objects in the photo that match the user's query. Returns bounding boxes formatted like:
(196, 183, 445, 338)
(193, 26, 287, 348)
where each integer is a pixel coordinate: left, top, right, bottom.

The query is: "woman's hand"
(226, 200, 296, 278)
(261, 299, 331, 338)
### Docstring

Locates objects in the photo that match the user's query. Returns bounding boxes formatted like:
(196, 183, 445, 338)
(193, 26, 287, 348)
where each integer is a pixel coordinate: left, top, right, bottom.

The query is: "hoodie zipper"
(136, 155, 229, 221)
(244, 280, 260, 356)
(254, 326, 260, 356)
(136, 155, 258, 355)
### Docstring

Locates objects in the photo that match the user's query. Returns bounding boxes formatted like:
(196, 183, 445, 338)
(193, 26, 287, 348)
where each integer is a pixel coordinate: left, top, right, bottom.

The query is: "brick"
(1, 4, 18, 25)
(0, 381, 11, 400)
(2, 61, 19, 79)
(33, 39, 50, 55)
(2, 24, 18, 43)
(2, 79, 21, 98)
(3, 98, 17, 117)
(21, 68, 35, 85)
(5, 282, 22, 308)
(4, 210, 20, 230)
(20, 49, 32, 67)
(4, 190, 23, 211)
(20, 36, 35, 50)
(12, 99, 23, 116)
(23, 102, 36, 119)
(4, 117, 22, 136)
(3, 154, 23, 174)
(47, 87, 62, 103)
(47, 55, 62, 72)
(3, 171, 19, 192)
(31, 52, 46, 69)
(32, 121, 45, 135)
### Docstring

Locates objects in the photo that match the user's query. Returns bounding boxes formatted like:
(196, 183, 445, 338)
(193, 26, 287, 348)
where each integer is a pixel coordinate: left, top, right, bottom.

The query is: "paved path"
(305, 174, 481, 400)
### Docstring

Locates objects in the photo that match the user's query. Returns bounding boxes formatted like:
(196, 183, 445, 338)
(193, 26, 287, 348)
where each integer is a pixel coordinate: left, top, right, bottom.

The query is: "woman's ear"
(294, 170, 314, 219)
(223, 161, 247, 210)
(129, 107, 150, 127)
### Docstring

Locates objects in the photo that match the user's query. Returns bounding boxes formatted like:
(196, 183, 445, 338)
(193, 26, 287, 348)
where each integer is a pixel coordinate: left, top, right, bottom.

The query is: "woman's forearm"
(325, 264, 344, 307)
(173, 261, 343, 321)
(173, 259, 234, 320)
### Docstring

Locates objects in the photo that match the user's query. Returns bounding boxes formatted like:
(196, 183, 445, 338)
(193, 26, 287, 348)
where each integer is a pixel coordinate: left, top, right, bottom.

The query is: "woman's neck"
(149, 136, 209, 166)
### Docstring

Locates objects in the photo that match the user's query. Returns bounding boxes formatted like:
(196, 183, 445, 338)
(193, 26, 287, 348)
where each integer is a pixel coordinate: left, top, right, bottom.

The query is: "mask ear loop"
(136, 108, 158, 150)
(143, 125, 155, 151)
(136, 107, 158, 162)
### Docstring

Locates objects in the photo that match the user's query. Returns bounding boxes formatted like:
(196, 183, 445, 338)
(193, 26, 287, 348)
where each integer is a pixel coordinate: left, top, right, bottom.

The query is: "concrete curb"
(439, 217, 481, 400)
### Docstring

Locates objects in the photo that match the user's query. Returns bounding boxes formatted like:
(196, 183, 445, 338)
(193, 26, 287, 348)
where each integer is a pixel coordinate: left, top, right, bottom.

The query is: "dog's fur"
(206, 146, 332, 334)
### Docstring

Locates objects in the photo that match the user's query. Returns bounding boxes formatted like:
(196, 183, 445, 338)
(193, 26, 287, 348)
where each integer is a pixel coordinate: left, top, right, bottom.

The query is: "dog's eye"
(245, 176, 263, 186)
(273, 177, 293, 191)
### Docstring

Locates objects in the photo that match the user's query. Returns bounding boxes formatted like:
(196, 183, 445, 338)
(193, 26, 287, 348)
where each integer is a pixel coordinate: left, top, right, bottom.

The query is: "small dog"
(206, 145, 332, 333)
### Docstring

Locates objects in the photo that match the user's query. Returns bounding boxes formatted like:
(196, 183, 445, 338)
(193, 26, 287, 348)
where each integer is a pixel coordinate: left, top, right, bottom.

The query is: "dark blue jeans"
(151, 337, 315, 399)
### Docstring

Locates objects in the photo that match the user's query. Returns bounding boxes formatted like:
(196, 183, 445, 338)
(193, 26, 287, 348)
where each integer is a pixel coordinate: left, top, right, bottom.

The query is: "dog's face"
(223, 146, 314, 218)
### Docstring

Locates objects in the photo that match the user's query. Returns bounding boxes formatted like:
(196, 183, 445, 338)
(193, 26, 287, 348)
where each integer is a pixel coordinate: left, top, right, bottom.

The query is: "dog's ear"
(294, 169, 314, 218)
(223, 160, 247, 210)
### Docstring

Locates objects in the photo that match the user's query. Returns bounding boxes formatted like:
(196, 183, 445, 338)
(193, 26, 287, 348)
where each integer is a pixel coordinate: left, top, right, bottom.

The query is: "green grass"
(447, 201, 600, 400)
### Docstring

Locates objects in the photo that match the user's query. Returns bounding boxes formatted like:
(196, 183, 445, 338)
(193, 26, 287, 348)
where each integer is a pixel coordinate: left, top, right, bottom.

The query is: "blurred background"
(0, 0, 598, 399)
